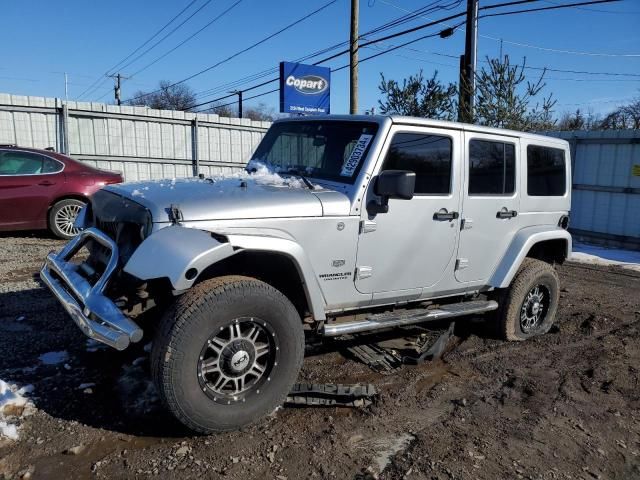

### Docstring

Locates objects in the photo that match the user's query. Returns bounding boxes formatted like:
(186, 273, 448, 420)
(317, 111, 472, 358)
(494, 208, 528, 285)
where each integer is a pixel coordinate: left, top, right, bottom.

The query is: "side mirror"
(367, 170, 416, 215)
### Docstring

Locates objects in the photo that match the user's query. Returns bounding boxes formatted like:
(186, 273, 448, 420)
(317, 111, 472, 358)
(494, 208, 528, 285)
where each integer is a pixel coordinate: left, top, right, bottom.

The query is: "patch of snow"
(16, 315, 25, 322)
(38, 350, 69, 365)
(571, 242, 640, 272)
(131, 189, 145, 197)
(0, 380, 34, 441)
(361, 433, 415, 474)
(77, 383, 96, 390)
(0, 421, 18, 440)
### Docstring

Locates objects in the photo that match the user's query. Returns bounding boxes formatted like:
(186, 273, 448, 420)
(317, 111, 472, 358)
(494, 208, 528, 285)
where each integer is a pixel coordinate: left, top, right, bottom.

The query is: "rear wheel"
(49, 198, 85, 239)
(492, 258, 560, 341)
(151, 275, 304, 433)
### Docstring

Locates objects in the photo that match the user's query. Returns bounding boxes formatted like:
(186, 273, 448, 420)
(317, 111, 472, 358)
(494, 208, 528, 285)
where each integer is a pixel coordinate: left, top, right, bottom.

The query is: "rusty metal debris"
(286, 383, 377, 407)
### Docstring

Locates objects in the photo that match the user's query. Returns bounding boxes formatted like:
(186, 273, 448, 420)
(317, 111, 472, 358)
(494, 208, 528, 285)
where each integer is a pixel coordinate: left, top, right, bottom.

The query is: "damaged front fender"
(123, 226, 236, 291)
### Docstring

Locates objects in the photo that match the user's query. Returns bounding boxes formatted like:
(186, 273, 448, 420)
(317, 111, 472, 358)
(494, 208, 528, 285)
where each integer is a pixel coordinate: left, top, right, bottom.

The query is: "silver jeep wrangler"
(41, 115, 571, 433)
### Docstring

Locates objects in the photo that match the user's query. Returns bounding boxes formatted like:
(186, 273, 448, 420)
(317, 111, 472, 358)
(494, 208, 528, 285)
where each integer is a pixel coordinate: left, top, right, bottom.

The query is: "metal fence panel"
(547, 130, 640, 248)
(0, 93, 270, 182)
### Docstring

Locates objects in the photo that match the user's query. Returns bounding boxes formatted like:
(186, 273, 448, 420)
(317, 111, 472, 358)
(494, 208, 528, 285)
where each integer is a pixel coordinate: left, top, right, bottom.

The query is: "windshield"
(250, 121, 379, 184)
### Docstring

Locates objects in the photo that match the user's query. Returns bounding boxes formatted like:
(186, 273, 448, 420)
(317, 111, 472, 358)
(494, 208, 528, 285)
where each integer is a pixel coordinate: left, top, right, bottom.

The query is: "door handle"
(497, 208, 518, 219)
(433, 209, 459, 221)
(38, 180, 55, 186)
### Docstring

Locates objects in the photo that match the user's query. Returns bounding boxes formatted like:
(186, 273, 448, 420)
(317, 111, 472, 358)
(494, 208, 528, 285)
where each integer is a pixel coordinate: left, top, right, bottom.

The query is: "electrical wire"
(124, 0, 338, 104)
(76, 0, 200, 100)
(130, 0, 245, 78)
(116, 0, 215, 73)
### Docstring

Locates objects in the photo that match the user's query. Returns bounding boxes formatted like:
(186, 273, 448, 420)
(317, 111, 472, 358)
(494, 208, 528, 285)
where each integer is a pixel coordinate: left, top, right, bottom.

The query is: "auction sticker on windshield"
(340, 134, 373, 177)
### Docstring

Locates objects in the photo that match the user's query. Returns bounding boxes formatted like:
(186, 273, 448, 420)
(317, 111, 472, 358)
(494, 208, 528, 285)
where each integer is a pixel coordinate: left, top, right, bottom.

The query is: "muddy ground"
(0, 232, 639, 480)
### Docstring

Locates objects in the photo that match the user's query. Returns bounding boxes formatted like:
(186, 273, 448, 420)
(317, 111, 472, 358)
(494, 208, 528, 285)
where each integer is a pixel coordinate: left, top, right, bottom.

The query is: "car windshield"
(249, 121, 379, 184)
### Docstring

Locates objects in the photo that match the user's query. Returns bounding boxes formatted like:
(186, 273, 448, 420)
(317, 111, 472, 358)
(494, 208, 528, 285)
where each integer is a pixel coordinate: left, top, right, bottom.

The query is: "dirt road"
(1, 233, 639, 479)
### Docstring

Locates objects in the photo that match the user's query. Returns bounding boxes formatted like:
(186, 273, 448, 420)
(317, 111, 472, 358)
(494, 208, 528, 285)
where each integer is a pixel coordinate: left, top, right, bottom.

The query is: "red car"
(0, 145, 123, 239)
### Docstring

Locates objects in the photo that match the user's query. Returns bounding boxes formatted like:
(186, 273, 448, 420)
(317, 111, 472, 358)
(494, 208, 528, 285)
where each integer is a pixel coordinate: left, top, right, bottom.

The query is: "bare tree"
(378, 70, 457, 120)
(244, 103, 276, 122)
(599, 97, 640, 130)
(474, 56, 556, 131)
(199, 102, 236, 117)
(128, 80, 197, 111)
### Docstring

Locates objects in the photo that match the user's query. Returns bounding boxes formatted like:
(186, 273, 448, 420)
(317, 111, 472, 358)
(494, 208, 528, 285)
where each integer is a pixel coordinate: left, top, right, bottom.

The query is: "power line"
(117, 0, 215, 73)
(193, 0, 629, 111)
(479, 0, 622, 19)
(378, 0, 639, 58)
(393, 43, 640, 77)
(479, 34, 640, 57)
(124, 0, 338, 104)
(541, 0, 640, 14)
(130, 0, 244, 78)
(76, 0, 200, 100)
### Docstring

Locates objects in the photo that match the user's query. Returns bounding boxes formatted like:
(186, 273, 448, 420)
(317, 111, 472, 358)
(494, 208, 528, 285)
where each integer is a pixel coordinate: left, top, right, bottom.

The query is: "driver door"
(354, 126, 462, 302)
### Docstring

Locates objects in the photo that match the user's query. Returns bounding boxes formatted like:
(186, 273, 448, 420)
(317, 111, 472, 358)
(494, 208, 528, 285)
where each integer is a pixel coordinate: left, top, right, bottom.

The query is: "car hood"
(104, 174, 351, 222)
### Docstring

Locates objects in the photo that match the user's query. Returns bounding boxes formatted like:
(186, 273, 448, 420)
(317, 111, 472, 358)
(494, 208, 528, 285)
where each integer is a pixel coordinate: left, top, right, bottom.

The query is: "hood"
(104, 174, 350, 222)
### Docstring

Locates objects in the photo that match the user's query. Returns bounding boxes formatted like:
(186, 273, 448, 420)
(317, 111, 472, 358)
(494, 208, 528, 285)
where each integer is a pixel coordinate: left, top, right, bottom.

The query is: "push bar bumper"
(40, 227, 143, 351)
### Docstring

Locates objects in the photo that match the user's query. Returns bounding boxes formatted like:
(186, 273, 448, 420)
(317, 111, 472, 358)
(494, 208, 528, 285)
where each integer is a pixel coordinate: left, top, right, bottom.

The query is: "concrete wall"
(0, 93, 271, 181)
(547, 130, 640, 249)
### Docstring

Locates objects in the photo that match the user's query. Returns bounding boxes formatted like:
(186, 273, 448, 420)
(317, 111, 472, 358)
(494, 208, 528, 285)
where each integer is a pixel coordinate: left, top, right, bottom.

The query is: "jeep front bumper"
(40, 227, 143, 351)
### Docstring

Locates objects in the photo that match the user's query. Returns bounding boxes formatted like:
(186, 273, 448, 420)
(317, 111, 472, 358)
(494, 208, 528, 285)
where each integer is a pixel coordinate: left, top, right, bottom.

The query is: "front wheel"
(151, 275, 305, 433)
(492, 258, 560, 341)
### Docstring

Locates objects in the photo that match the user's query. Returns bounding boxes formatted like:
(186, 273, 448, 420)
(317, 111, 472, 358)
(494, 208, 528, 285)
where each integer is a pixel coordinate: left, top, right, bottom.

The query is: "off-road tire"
(151, 275, 305, 433)
(492, 258, 560, 341)
(48, 198, 85, 239)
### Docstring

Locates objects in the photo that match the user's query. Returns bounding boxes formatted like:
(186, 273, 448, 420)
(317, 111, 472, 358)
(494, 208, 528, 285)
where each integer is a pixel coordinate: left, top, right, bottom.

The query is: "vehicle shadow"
(0, 283, 190, 438)
(0, 229, 58, 240)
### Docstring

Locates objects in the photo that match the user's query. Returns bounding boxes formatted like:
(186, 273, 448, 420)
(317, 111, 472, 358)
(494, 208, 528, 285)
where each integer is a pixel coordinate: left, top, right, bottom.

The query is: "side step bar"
(321, 300, 498, 337)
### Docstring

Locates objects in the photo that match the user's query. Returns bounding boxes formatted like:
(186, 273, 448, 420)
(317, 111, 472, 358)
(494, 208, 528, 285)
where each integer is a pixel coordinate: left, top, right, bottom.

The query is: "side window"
(42, 157, 63, 174)
(382, 133, 452, 195)
(0, 151, 44, 175)
(468, 140, 515, 195)
(527, 145, 566, 196)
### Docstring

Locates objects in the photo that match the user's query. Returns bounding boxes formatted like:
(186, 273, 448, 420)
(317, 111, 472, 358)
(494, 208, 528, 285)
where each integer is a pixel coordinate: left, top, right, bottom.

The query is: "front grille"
(96, 218, 120, 240)
(89, 190, 152, 264)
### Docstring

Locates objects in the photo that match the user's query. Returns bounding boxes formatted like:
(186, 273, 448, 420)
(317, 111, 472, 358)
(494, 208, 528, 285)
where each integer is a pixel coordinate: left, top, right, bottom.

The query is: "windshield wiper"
(286, 168, 315, 189)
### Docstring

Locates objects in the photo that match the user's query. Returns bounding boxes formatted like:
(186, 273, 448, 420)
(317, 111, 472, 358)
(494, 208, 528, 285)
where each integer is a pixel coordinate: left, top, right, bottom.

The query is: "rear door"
(455, 132, 521, 283)
(0, 150, 64, 229)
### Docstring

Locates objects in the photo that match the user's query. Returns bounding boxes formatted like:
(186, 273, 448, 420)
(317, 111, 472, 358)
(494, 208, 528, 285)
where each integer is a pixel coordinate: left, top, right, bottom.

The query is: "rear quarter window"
(527, 145, 566, 196)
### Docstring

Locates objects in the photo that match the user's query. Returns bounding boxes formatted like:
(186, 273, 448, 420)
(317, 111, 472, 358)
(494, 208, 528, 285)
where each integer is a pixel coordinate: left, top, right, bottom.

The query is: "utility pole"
(349, 0, 359, 115)
(459, 0, 478, 123)
(109, 73, 128, 105)
(234, 90, 243, 118)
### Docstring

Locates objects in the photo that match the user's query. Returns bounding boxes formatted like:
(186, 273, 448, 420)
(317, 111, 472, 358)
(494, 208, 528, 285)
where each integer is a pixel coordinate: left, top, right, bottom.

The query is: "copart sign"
(280, 61, 330, 115)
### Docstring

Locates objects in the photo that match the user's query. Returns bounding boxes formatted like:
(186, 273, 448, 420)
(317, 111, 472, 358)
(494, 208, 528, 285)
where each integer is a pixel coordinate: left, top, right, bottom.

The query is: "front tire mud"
(151, 275, 305, 433)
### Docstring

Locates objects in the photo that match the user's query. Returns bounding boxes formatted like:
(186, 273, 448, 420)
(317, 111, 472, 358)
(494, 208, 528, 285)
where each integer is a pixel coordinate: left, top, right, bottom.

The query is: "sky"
(1, 0, 639, 118)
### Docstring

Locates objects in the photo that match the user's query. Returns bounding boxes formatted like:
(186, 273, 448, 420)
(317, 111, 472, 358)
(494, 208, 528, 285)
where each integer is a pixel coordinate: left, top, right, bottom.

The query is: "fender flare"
(488, 226, 572, 288)
(225, 234, 327, 321)
(124, 226, 236, 291)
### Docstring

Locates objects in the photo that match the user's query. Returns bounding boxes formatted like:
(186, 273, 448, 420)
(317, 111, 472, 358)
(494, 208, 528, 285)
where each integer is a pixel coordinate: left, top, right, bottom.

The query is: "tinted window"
(382, 133, 452, 194)
(527, 145, 566, 196)
(0, 151, 45, 175)
(42, 157, 63, 173)
(469, 140, 515, 195)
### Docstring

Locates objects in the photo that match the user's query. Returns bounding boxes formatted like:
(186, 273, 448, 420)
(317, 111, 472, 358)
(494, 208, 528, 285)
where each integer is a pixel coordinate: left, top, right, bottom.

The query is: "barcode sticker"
(340, 134, 373, 177)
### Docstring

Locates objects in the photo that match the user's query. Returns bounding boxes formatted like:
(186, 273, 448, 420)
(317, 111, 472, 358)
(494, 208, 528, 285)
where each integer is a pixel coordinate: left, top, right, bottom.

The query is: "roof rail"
(0, 143, 17, 148)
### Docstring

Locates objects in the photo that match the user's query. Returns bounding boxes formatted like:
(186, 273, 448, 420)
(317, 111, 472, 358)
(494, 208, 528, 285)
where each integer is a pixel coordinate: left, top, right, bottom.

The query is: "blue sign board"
(279, 61, 330, 115)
